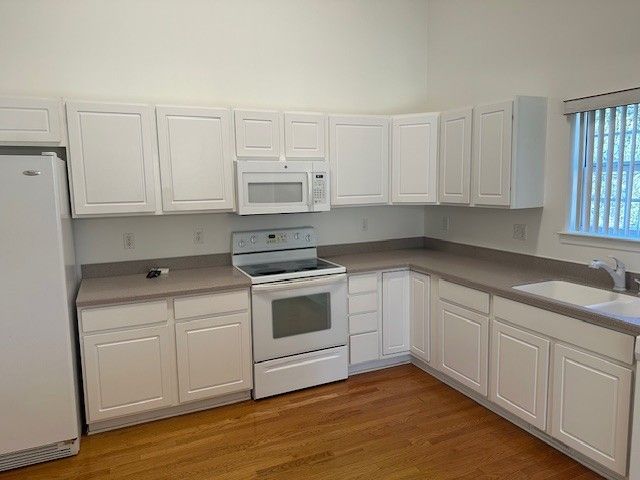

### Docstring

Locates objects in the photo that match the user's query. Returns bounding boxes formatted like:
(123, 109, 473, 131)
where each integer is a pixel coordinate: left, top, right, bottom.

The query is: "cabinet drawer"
(174, 289, 249, 320)
(348, 274, 378, 294)
(439, 279, 489, 314)
(348, 292, 378, 314)
(349, 332, 379, 364)
(494, 296, 635, 364)
(349, 311, 378, 334)
(81, 300, 168, 333)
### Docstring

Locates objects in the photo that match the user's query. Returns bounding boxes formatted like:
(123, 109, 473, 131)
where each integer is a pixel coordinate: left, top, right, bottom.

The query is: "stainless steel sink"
(513, 280, 640, 319)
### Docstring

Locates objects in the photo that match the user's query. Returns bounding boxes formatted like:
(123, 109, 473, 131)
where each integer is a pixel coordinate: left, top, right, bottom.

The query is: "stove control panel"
(232, 227, 317, 254)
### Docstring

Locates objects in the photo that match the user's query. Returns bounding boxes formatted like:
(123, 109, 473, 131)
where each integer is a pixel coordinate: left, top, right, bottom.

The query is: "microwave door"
(239, 172, 310, 215)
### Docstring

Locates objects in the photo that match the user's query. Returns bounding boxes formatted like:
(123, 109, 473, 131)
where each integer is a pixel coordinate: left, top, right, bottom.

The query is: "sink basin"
(514, 281, 640, 319)
(513, 280, 623, 306)
(588, 299, 640, 318)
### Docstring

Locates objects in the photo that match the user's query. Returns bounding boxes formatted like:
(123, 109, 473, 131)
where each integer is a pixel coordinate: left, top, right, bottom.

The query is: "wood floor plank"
(0, 365, 603, 480)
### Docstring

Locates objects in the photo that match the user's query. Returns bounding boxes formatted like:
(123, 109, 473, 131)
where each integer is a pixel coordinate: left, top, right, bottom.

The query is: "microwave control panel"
(313, 174, 327, 204)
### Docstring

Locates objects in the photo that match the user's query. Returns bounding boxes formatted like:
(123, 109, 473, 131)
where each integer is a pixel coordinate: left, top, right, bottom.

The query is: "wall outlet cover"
(441, 216, 450, 233)
(513, 224, 527, 241)
(123, 232, 135, 250)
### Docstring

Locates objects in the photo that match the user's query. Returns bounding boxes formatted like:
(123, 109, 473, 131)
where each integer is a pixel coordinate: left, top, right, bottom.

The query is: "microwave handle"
(307, 172, 314, 209)
(252, 273, 346, 293)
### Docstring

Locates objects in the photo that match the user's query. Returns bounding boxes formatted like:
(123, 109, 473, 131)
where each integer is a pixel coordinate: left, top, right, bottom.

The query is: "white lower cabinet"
(490, 321, 549, 430)
(382, 270, 410, 356)
(78, 289, 251, 430)
(551, 343, 632, 476)
(82, 325, 175, 422)
(409, 272, 430, 362)
(349, 331, 380, 364)
(437, 300, 489, 395)
(175, 312, 252, 403)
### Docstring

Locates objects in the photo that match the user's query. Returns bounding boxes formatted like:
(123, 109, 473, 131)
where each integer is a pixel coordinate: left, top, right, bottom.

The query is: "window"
(571, 103, 640, 238)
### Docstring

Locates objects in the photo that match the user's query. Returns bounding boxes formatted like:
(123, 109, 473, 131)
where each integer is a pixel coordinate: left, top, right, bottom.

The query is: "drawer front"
(349, 311, 378, 334)
(348, 292, 378, 314)
(494, 296, 635, 364)
(81, 300, 168, 333)
(174, 289, 249, 320)
(348, 273, 378, 294)
(349, 332, 379, 364)
(253, 346, 348, 399)
(439, 279, 490, 314)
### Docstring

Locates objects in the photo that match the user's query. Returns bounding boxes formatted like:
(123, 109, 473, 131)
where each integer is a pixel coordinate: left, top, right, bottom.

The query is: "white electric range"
(232, 227, 348, 399)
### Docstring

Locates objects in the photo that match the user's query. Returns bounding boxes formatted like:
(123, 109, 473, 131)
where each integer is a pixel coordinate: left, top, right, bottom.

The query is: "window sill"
(558, 231, 640, 253)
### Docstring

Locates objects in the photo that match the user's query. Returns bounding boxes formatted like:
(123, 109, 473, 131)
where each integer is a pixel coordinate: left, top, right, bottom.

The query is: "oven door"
(251, 274, 347, 362)
(237, 161, 313, 215)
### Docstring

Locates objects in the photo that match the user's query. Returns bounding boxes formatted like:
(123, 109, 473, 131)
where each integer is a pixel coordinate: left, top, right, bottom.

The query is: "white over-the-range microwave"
(236, 160, 330, 215)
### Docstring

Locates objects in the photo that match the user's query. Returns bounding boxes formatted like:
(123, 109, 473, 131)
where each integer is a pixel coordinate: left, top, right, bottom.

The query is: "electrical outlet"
(441, 216, 450, 233)
(513, 224, 527, 241)
(123, 232, 135, 250)
(194, 228, 204, 245)
(361, 218, 368, 232)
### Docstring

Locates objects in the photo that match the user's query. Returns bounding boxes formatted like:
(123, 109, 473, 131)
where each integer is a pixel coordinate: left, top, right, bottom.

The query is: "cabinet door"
(438, 108, 471, 204)
(490, 321, 549, 430)
(156, 106, 234, 212)
(472, 101, 512, 206)
(551, 344, 631, 476)
(284, 112, 326, 159)
(410, 272, 431, 362)
(438, 301, 488, 395)
(82, 325, 175, 422)
(66, 101, 158, 216)
(392, 113, 439, 204)
(0, 96, 62, 144)
(175, 312, 252, 403)
(382, 270, 410, 355)
(329, 115, 389, 205)
(234, 109, 281, 159)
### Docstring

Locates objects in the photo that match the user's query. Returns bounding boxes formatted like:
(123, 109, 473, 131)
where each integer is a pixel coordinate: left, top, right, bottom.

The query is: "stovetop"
(237, 258, 339, 278)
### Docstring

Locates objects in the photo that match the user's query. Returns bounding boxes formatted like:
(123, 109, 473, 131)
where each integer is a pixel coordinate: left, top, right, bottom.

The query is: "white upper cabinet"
(392, 113, 439, 204)
(234, 109, 281, 159)
(0, 96, 64, 145)
(284, 112, 327, 160)
(156, 105, 235, 212)
(472, 101, 512, 206)
(472, 96, 547, 208)
(329, 115, 389, 206)
(66, 101, 158, 216)
(438, 108, 472, 204)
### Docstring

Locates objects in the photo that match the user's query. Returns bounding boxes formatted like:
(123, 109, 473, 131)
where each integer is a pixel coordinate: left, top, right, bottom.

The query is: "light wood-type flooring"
(0, 365, 602, 479)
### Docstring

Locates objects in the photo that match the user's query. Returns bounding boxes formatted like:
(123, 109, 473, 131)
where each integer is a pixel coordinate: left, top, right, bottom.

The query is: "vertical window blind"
(572, 103, 640, 238)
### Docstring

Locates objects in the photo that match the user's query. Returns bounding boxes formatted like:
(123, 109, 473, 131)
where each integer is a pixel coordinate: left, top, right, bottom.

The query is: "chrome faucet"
(589, 256, 627, 292)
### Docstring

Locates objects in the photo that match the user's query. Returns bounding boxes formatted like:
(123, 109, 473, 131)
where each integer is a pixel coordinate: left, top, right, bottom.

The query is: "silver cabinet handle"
(23, 170, 41, 176)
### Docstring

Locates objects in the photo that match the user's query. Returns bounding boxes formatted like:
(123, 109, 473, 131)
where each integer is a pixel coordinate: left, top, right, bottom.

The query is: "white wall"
(424, 0, 640, 270)
(75, 206, 425, 263)
(0, 0, 429, 264)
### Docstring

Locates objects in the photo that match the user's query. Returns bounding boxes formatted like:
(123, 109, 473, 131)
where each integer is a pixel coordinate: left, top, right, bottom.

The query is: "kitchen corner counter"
(76, 265, 251, 308)
(326, 248, 640, 336)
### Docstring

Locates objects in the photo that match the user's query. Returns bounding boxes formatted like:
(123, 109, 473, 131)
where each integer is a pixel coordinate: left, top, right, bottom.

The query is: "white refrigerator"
(0, 154, 80, 470)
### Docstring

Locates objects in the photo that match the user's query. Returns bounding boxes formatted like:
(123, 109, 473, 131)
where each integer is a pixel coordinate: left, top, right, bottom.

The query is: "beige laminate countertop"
(325, 248, 640, 337)
(76, 248, 640, 337)
(76, 265, 251, 308)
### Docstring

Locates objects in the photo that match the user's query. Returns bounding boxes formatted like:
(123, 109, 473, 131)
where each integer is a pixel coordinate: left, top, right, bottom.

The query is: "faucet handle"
(609, 256, 626, 271)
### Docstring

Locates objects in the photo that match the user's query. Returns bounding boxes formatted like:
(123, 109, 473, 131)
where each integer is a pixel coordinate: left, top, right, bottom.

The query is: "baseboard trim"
(87, 390, 251, 434)
(410, 357, 624, 480)
(349, 355, 411, 375)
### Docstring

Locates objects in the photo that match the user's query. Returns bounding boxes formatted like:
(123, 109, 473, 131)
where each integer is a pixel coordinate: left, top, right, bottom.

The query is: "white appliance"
(236, 161, 330, 215)
(232, 227, 348, 398)
(0, 154, 81, 471)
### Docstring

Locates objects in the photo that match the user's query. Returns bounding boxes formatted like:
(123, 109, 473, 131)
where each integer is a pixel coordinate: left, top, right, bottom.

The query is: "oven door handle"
(252, 273, 346, 292)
